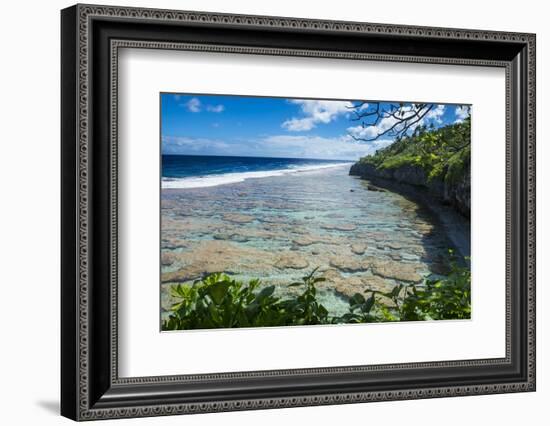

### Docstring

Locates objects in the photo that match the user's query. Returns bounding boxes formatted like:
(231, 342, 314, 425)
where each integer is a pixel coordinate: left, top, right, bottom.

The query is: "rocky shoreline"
(349, 160, 470, 219)
(348, 162, 470, 259)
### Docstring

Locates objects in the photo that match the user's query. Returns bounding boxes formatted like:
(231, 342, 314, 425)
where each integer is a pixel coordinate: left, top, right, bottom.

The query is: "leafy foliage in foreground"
(358, 118, 471, 184)
(347, 253, 471, 323)
(162, 258, 471, 331)
(162, 269, 328, 330)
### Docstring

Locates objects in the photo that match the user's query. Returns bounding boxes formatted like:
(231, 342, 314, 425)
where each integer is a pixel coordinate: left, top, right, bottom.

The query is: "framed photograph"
(61, 4, 536, 421)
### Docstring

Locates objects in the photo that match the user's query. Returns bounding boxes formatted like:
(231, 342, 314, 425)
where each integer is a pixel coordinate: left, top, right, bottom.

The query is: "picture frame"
(61, 3, 536, 421)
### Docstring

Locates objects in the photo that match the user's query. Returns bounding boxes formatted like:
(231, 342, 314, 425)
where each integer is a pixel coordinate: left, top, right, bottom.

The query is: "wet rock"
(222, 213, 255, 224)
(260, 215, 288, 224)
(321, 269, 341, 281)
(213, 233, 231, 240)
(333, 276, 365, 297)
(231, 235, 250, 243)
(274, 253, 309, 270)
(292, 236, 322, 246)
(351, 243, 367, 255)
(329, 256, 367, 272)
(161, 251, 178, 266)
(370, 260, 423, 283)
(386, 242, 403, 250)
(321, 223, 357, 232)
(292, 234, 344, 246)
(368, 232, 387, 242)
(161, 240, 275, 283)
(321, 269, 363, 298)
(361, 275, 396, 293)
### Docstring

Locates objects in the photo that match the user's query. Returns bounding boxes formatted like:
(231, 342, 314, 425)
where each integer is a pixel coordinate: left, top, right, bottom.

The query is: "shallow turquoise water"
(160, 165, 463, 317)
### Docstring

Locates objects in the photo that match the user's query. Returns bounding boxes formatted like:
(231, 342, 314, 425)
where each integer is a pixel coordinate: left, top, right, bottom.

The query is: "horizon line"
(161, 153, 358, 161)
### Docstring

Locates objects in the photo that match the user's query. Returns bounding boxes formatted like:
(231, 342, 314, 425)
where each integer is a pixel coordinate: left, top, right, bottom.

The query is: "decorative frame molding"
(61, 4, 536, 421)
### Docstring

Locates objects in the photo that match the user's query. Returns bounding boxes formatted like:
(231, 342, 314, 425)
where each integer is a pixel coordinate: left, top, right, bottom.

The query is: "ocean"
(161, 155, 353, 189)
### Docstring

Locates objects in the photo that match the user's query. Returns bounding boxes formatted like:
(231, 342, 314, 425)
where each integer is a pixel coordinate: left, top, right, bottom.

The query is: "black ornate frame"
(61, 4, 536, 421)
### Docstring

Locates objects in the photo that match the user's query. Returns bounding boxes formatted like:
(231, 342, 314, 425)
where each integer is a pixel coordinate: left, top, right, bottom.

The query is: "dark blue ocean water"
(161, 155, 352, 189)
(162, 155, 350, 178)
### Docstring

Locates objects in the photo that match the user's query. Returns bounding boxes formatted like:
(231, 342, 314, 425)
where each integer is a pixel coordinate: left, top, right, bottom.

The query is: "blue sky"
(161, 93, 469, 160)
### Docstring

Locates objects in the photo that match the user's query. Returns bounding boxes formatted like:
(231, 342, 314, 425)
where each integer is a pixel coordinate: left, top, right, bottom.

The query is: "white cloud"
(206, 104, 225, 113)
(163, 132, 387, 160)
(282, 99, 353, 131)
(185, 97, 201, 113)
(347, 113, 404, 140)
(455, 105, 470, 123)
(182, 98, 224, 113)
(262, 134, 378, 160)
(281, 117, 316, 131)
(426, 104, 446, 123)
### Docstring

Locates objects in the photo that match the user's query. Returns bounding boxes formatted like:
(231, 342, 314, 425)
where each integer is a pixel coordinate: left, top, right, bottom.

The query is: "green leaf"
(255, 285, 275, 302)
(207, 282, 228, 305)
(350, 293, 366, 306)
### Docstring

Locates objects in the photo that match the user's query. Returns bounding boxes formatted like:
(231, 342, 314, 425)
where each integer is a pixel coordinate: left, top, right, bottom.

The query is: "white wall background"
(0, 0, 546, 424)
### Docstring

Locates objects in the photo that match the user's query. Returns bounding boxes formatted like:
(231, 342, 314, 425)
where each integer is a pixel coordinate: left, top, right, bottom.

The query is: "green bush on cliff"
(359, 118, 471, 184)
(162, 260, 471, 331)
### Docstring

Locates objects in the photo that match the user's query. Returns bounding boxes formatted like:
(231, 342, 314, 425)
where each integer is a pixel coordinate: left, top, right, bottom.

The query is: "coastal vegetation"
(349, 118, 471, 217)
(162, 254, 470, 330)
(357, 118, 470, 184)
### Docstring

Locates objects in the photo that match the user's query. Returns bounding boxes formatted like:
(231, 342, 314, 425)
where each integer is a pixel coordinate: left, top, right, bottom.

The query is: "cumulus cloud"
(262, 134, 377, 160)
(282, 99, 353, 131)
(455, 105, 470, 123)
(182, 98, 225, 113)
(347, 113, 406, 140)
(426, 104, 446, 123)
(185, 97, 201, 113)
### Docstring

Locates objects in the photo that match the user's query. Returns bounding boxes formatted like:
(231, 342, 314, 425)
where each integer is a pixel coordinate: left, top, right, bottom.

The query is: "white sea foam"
(162, 162, 353, 189)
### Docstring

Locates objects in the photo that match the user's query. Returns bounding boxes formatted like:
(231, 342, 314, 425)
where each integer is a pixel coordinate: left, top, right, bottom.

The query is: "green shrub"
(162, 268, 330, 330)
(346, 252, 471, 322)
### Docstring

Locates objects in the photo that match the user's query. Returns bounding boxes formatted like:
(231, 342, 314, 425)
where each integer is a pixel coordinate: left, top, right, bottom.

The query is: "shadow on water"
(360, 176, 471, 276)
